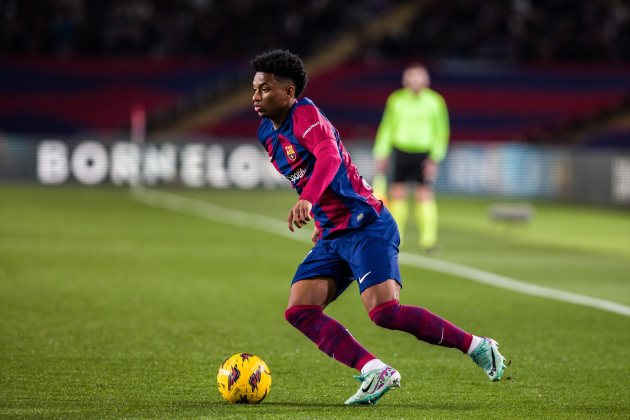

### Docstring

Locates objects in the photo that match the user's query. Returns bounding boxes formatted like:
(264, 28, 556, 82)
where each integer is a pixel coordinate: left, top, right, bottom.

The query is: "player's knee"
(284, 305, 322, 328)
(370, 301, 401, 328)
(370, 310, 390, 328)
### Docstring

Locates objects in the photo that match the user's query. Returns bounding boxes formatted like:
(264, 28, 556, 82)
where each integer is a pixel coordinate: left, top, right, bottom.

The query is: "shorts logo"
(358, 271, 371, 284)
(284, 145, 297, 161)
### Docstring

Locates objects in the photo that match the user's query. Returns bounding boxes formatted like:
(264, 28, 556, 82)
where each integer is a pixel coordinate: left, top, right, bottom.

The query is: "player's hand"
(287, 199, 313, 232)
(311, 225, 320, 246)
(423, 159, 438, 182)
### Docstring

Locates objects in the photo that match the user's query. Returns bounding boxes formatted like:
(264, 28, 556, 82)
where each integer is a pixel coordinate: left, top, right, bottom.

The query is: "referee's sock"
(389, 199, 409, 245)
(416, 199, 438, 249)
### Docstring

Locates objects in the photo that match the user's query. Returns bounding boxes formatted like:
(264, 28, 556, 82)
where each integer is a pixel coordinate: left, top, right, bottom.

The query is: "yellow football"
(217, 353, 271, 404)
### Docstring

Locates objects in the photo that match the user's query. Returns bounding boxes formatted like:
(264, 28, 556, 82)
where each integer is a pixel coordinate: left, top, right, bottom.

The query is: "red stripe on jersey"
(338, 141, 382, 213)
(317, 187, 352, 233)
(264, 137, 283, 174)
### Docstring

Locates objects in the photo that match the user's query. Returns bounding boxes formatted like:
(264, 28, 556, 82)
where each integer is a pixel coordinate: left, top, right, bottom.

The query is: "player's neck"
(271, 99, 297, 129)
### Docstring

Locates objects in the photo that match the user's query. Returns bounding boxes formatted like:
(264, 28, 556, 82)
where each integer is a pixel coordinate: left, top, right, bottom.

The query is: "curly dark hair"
(251, 50, 308, 98)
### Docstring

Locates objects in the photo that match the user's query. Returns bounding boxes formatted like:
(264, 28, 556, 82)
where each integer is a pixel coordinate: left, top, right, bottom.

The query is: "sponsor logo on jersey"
(286, 166, 306, 183)
(302, 121, 320, 138)
(284, 145, 297, 161)
(227, 365, 241, 391)
(248, 366, 262, 391)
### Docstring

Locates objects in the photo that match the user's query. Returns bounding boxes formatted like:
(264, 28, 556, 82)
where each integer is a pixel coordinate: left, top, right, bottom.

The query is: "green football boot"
(470, 337, 506, 381)
(344, 366, 401, 405)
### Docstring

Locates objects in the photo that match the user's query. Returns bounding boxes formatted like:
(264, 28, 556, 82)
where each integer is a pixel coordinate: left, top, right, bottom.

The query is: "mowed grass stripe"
(132, 187, 630, 317)
(1, 186, 629, 419)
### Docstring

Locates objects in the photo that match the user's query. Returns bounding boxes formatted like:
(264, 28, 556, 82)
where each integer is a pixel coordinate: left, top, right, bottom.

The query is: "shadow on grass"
(187, 401, 483, 410)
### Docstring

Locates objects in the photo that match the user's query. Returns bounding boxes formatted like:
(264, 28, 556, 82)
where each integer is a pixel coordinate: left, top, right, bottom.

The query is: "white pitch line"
(131, 188, 630, 317)
(398, 253, 630, 317)
(131, 187, 311, 242)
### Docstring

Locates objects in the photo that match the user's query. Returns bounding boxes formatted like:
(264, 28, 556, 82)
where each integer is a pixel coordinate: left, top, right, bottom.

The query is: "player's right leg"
(285, 278, 400, 404)
(285, 243, 400, 404)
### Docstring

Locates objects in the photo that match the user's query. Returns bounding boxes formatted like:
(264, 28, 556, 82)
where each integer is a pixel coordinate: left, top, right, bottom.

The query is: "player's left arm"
(287, 106, 342, 231)
(287, 139, 341, 231)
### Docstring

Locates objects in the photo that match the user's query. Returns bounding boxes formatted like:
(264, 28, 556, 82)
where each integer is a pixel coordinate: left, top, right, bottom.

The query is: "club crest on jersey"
(284, 145, 297, 161)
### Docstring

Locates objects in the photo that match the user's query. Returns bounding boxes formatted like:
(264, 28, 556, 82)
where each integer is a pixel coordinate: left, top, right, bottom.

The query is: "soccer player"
(252, 50, 505, 405)
(372, 64, 449, 252)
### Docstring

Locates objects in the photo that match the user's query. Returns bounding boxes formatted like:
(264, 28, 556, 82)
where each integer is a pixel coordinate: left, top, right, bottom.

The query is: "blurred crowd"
(378, 0, 630, 62)
(0, 0, 393, 58)
(1, 0, 628, 62)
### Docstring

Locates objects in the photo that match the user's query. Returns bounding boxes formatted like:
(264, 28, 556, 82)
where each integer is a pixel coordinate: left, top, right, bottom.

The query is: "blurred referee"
(372, 64, 449, 252)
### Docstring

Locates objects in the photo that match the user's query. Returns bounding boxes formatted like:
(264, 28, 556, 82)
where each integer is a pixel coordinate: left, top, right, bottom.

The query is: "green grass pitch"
(1, 185, 629, 419)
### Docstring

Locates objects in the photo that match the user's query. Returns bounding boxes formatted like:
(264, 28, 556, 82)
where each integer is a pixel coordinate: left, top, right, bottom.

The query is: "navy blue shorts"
(292, 206, 402, 298)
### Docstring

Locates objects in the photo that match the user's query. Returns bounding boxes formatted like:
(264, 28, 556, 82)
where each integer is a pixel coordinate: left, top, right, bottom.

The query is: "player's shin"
(369, 300, 473, 353)
(285, 305, 376, 371)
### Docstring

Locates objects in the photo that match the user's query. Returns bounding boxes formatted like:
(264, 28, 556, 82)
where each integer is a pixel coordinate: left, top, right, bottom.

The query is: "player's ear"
(286, 85, 295, 99)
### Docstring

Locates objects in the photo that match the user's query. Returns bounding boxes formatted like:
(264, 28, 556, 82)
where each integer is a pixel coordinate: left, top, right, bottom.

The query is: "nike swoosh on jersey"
(358, 271, 372, 284)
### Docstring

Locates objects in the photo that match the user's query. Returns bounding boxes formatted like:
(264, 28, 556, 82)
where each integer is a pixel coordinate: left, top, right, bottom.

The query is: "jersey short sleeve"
(292, 104, 336, 152)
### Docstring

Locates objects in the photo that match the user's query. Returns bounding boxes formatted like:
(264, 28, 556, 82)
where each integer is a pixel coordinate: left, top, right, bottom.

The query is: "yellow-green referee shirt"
(373, 87, 450, 162)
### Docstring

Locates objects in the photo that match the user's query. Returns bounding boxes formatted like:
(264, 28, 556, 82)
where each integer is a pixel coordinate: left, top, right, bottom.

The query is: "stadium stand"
(0, 58, 244, 133)
(0, 0, 400, 57)
(1, 0, 629, 145)
(205, 62, 630, 144)
(375, 0, 630, 62)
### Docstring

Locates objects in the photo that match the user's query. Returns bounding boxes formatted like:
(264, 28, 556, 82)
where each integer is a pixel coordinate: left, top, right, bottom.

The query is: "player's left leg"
(354, 207, 505, 382)
(363, 280, 506, 382)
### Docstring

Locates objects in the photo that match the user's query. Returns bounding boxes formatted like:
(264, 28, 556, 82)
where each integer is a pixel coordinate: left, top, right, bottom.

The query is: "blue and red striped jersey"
(257, 97, 382, 239)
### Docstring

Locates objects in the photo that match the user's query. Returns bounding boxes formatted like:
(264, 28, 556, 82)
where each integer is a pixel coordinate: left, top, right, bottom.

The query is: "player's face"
(402, 67, 430, 93)
(252, 72, 294, 120)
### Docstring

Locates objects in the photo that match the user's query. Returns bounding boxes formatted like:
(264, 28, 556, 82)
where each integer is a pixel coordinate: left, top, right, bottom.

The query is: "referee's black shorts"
(391, 147, 431, 184)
